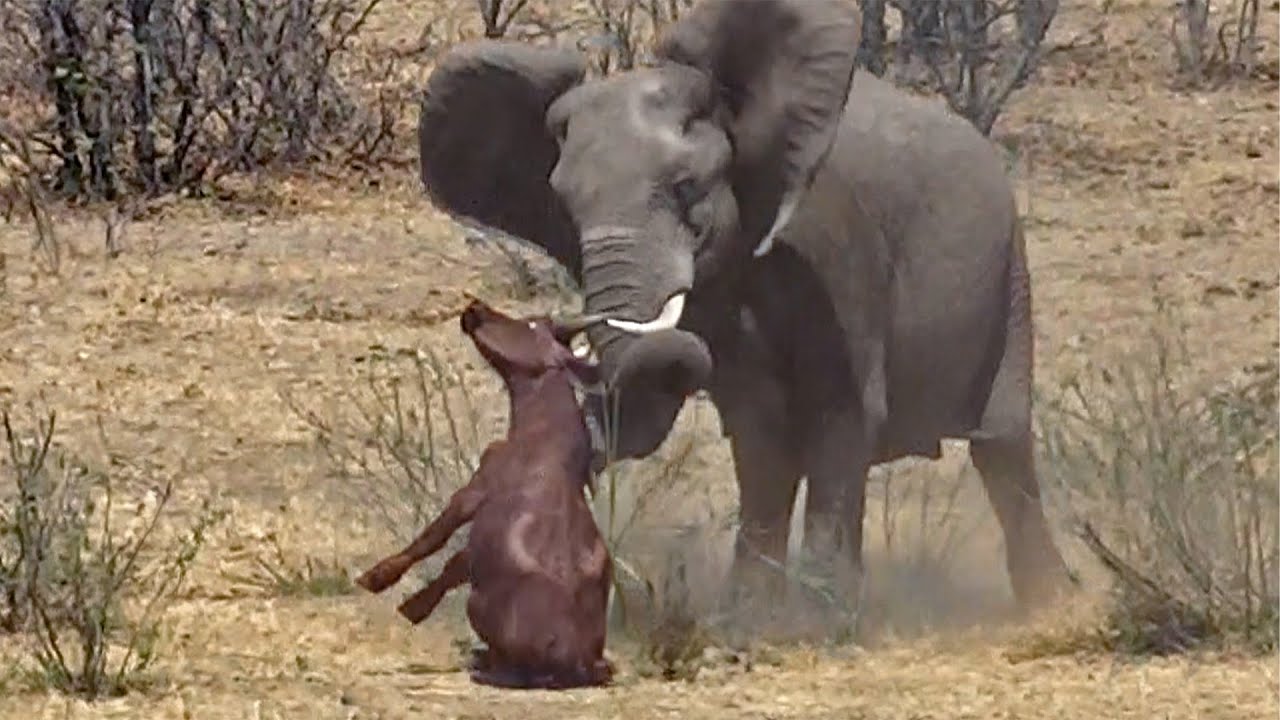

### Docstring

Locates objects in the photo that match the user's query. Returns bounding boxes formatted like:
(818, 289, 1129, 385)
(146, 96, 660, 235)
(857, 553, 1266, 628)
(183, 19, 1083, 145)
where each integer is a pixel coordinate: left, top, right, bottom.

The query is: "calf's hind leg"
(397, 548, 470, 624)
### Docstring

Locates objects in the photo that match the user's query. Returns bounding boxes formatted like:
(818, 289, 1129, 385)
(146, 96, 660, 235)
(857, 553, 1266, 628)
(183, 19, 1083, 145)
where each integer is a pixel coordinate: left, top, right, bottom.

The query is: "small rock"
(1179, 219, 1206, 238)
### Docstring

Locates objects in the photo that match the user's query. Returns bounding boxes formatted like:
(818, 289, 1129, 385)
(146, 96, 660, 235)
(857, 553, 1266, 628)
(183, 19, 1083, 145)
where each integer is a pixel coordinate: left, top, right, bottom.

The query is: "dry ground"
(1, 0, 1278, 718)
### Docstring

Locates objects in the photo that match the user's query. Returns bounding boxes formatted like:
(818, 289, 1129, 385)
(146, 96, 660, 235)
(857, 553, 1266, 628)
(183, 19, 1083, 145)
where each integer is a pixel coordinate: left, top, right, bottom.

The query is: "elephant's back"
(837, 72, 1017, 252)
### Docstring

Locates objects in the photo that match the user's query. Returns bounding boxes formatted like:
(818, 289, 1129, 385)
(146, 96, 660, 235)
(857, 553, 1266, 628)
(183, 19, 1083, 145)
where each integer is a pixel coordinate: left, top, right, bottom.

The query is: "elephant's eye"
(673, 178, 699, 215)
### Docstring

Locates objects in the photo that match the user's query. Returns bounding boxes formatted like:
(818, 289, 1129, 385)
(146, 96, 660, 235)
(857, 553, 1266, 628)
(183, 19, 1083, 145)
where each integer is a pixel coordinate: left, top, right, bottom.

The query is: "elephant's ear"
(418, 41, 588, 279)
(655, 0, 860, 257)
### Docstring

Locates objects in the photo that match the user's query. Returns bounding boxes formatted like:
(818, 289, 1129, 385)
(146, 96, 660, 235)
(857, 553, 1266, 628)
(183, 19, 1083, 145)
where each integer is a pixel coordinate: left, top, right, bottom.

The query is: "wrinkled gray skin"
(415, 0, 1073, 630)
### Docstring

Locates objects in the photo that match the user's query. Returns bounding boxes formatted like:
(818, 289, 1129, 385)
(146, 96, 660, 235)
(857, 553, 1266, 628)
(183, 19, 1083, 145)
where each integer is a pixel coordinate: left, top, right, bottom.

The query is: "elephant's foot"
(780, 549, 865, 644)
(716, 550, 867, 647)
(970, 436, 1077, 615)
(1007, 531, 1077, 615)
(716, 549, 801, 647)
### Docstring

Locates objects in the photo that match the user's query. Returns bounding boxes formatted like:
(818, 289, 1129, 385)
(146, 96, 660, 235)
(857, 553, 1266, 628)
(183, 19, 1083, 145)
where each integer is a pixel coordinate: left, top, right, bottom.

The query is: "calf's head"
(459, 299, 605, 390)
(422, 0, 861, 462)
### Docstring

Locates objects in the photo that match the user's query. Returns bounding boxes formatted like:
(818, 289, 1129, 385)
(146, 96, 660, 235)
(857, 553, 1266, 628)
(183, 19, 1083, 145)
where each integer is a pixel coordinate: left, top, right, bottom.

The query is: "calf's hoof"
(396, 585, 444, 624)
(355, 555, 411, 594)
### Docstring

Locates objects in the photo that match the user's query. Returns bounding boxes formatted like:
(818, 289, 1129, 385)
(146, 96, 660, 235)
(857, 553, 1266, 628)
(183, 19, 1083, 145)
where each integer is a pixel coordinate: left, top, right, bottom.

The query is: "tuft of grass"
(1036, 295, 1277, 656)
(631, 540, 720, 682)
(221, 533, 355, 599)
(858, 456, 992, 643)
(0, 407, 224, 699)
(589, 399, 744, 676)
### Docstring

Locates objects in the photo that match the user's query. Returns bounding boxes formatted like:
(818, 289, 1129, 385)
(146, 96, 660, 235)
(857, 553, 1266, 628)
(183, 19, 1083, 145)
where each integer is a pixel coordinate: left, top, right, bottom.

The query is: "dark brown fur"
(355, 299, 614, 690)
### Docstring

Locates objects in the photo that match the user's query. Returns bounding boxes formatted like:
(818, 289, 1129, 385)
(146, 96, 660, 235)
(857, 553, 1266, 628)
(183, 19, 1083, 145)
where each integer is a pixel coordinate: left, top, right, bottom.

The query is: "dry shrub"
(0, 0, 407, 203)
(1171, 0, 1268, 87)
(0, 407, 224, 699)
(0, 122, 61, 274)
(465, 0, 694, 75)
(857, 0, 1060, 134)
(1037, 296, 1278, 655)
(576, 0, 693, 75)
(587, 395, 761, 680)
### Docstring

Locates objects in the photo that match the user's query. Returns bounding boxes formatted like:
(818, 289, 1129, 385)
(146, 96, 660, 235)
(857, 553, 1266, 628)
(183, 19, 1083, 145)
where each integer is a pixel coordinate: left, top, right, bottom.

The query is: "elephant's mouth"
(582, 326, 712, 466)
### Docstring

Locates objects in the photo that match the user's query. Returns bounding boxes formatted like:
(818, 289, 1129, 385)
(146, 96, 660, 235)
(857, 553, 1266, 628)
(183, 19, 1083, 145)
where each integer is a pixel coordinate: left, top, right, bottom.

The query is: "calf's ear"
(418, 41, 588, 280)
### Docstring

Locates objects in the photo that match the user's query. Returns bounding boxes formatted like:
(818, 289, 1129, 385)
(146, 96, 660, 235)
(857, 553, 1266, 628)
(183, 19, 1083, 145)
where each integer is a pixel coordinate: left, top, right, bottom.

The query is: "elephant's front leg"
(726, 425, 802, 626)
(799, 410, 875, 639)
(713, 370, 802, 635)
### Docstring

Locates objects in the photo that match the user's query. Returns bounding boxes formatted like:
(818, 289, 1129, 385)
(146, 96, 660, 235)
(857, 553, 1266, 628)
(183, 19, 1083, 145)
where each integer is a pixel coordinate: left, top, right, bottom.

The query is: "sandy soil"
(0, 0, 1277, 717)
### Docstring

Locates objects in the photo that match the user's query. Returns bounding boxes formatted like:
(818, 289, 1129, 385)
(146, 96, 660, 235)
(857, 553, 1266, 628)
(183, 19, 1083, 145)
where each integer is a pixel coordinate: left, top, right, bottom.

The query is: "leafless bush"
(467, 0, 688, 73)
(1171, 0, 1266, 87)
(476, 0, 531, 38)
(0, 122, 62, 273)
(282, 345, 482, 559)
(591, 420, 717, 610)
(575, 0, 692, 75)
(0, 0, 403, 203)
(858, 0, 1059, 135)
(1037, 297, 1278, 654)
(0, 407, 224, 698)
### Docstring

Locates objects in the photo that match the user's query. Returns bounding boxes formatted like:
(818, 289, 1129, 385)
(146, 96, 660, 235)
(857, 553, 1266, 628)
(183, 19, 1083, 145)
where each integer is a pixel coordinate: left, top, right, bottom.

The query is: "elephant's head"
(418, 0, 861, 461)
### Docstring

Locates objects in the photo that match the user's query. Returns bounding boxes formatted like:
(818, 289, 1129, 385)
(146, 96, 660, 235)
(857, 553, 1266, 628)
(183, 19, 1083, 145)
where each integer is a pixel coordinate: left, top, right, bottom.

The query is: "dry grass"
(0, 0, 1276, 716)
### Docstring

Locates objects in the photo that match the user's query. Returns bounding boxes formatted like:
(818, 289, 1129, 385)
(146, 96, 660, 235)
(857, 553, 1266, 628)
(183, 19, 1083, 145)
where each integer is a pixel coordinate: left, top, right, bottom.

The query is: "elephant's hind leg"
(970, 435, 1071, 610)
(971, 221, 1071, 611)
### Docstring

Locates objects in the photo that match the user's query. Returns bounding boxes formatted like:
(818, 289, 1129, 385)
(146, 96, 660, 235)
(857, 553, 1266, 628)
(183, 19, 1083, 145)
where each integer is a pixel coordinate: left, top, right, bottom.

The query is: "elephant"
(413, 0, 1073, 632)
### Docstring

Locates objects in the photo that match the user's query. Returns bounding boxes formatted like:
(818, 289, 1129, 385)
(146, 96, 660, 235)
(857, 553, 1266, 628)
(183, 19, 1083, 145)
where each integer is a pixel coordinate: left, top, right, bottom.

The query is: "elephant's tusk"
(605, 293, 686, 334)
(755, 191, 802, 258)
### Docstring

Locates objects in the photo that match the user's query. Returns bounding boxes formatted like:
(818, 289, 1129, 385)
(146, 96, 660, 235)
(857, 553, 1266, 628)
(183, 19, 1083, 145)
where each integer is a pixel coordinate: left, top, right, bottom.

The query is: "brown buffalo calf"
(355, 299, 615, 690)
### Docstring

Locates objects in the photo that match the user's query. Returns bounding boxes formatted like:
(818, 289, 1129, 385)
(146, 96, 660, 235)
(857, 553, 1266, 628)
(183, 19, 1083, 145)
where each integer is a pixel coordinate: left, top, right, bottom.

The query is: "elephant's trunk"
(577, 227, 712, 462)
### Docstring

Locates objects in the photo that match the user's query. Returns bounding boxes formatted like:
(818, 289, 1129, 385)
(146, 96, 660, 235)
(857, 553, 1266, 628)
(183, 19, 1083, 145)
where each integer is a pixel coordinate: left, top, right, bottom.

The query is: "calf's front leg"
(356, 484, 484, 593)
(397, 548, 470, 624)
